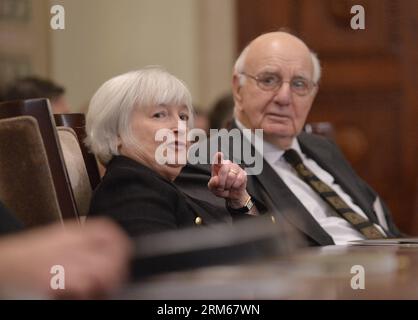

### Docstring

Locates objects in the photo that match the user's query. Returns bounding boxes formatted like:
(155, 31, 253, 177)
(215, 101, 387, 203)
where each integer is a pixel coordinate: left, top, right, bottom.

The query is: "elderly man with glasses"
(176, 31, 402, 246)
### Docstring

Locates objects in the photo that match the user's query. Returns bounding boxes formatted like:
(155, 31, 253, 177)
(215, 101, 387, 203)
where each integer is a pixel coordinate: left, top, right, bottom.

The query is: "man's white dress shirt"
(236, 119, 386, 245)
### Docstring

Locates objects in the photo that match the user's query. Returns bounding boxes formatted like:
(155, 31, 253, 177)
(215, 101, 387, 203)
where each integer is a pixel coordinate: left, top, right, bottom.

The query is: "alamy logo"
(350, 5, 365, 30)
(350, 265, 365, 290)
(154, 125, 264, 175)
(50, 265, 65, 290)
(50, 5, 65, 30)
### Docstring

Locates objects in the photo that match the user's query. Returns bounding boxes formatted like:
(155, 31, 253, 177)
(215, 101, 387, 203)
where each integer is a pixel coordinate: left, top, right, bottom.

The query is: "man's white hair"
(85, 66, 194, 165)
(234, 34, 322, 85)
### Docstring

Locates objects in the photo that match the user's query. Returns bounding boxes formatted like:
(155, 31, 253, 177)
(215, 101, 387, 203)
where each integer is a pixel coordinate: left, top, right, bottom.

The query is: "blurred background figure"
(1, 76, 70, 114)
(208, 93, 234, 130)
(193, 107, 210, 135)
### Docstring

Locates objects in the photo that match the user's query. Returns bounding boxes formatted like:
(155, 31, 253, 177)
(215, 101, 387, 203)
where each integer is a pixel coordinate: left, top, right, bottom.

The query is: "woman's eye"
(153, 112, 166, 118)
(179, 114, 189, 121)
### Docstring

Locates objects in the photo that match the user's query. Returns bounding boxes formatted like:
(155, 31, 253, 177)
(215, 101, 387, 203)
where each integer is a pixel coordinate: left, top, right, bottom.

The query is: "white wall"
(49, 0, 235, 112)
(197, 0, 236, 110)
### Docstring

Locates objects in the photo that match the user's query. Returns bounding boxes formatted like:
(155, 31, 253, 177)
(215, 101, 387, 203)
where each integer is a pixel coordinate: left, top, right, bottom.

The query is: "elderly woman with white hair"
(86, 67, 257, 237)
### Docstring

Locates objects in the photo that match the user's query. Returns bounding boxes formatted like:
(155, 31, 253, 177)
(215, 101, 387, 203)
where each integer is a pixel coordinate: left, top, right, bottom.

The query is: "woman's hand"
(208, 152, 250, 208)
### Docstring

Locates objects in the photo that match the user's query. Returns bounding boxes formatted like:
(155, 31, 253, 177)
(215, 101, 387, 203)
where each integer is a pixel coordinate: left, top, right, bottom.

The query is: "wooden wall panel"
(298, 0, 394, 56)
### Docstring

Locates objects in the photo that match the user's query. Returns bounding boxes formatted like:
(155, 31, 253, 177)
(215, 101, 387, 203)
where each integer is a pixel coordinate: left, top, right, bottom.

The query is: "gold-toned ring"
(229, 168, 239, 175)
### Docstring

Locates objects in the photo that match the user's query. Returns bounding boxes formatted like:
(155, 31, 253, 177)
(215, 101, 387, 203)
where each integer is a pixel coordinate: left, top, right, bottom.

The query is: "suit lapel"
(227, 122, 334, 245)
(249, 158, 334, 245)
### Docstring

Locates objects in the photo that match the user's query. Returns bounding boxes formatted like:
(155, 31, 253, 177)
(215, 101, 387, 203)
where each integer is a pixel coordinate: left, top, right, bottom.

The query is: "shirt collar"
(234, 118, 302, 164)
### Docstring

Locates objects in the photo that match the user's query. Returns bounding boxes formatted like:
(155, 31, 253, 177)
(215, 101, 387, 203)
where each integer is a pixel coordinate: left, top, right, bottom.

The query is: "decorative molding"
(296, 0, 398, 57)
(0, 0, 31, 22)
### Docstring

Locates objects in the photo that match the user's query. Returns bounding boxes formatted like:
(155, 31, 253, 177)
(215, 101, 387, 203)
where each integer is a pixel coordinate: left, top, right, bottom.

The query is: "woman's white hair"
(234, 33, 322, 85)
(85, 66, 194, 165)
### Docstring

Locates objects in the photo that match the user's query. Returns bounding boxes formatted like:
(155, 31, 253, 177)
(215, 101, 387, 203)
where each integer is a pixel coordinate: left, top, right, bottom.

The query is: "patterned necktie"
(283, 149, 387, 239)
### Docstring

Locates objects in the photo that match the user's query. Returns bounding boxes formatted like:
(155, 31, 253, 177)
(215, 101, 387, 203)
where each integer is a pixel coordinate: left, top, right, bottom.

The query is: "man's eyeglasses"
(240, 72, 317, 96)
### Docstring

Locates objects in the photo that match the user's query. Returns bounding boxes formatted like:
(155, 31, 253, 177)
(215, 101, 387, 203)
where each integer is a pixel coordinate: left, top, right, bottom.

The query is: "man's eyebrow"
(258, 69, 280, 74)
(292, 72, 311, 79)
(293, 74, 309, 79)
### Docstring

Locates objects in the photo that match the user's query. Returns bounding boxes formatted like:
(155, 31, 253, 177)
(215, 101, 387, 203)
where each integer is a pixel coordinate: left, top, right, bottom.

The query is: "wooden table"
(119, 245, 418, 299)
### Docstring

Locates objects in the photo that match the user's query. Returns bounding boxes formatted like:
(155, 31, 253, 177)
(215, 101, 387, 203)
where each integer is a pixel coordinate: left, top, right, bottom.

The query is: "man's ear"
(232, 74, 243, 109)
(312, 84, 319, 99)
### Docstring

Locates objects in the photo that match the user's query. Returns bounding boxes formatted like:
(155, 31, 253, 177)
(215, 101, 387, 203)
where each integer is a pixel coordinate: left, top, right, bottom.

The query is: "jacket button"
(271, 215, 276, 224)
(195, 216, 203, 225)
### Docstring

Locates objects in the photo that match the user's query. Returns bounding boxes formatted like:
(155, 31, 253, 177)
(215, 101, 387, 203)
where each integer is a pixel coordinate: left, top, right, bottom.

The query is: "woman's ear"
(116, 136, 123, 151)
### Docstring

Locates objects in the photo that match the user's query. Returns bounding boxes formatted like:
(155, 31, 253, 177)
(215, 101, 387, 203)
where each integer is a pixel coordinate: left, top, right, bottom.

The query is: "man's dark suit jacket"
(175, 125, 402, 246)
(89, 156, 232, 238)
(0, 201, 23, 235)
